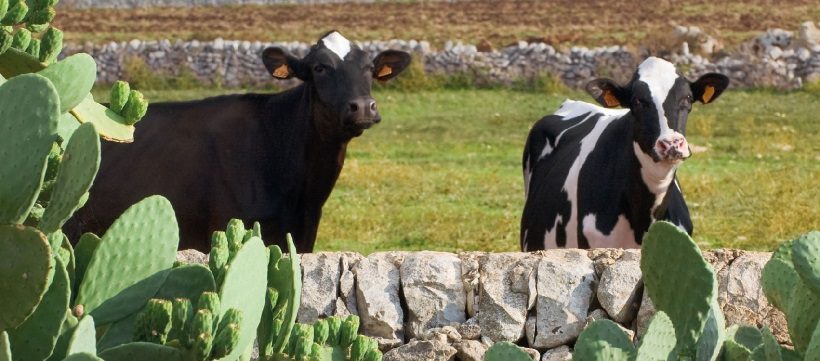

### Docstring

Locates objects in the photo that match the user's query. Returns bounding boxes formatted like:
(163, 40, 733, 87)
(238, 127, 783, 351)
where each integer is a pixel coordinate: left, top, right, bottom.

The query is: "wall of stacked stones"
(58, 0, 413, 8)
(61, 26, 820, 91)
(176, 248, 788, 361)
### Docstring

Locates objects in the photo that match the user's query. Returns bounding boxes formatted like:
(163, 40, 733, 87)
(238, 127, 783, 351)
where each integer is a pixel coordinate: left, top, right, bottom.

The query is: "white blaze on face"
(321, 31, 352, 60)
(637, 57, 688, 154)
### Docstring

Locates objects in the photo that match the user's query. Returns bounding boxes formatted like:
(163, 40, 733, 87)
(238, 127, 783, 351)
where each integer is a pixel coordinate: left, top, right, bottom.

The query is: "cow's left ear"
(262, 47, 304, 80)
(690, 73, 730, 104)
(373, 50, 411, 83)
(585, 78, 630, 108)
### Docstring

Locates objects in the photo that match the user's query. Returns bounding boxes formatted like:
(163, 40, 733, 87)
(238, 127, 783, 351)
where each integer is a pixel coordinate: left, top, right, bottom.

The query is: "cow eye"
(313, 65, 326, 74)
(680, 96, 692, 109)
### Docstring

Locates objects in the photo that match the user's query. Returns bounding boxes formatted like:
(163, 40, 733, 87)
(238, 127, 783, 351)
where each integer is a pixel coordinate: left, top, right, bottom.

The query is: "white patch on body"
(538, 100, 627, 249)
(637, 57, 682, 145)
(633, 142, 677, 217)
(321, 31, 351, 59)
(523, 155, 532, 197)
(538, 139, 553, 160)
(582, 214, 639, 248)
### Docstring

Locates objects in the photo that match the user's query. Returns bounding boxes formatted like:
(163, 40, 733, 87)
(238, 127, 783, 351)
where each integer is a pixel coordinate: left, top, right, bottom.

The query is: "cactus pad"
(0, 74, 59, 224)
(39, 123, 100, 234)
(572, 320, 634, 361)
(792, 231, 820, 296)
(807, 322, 820, 361)
(216, 236, 269, 360)
(785, 283, 819, 354)
(485, 341, 539, 361)
(70, 95, 135, 142)
(75, 195, 179, 320)
(7, 255, 69, 361)
(65, 315, 96, 356)
(1, 332, 9, 361)
(762, 240, 800, 312)
(271, 235, 302, 354)
(641, 221, 716, 357)
(636, 311, 676, 360)
(98, 342, 184, 361)
(62, 353, 104, 361)
(36, 53, 97, 113)
(0, 225, 54, 333)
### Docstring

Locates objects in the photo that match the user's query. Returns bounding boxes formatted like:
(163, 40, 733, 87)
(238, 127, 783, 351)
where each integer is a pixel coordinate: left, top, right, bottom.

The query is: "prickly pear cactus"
(572, 320, 635, 361)
(485, 341, 535, 361)
(259, 235, 302, 358)
(0, 225, 54, 333)
(266, 315, 383, 361)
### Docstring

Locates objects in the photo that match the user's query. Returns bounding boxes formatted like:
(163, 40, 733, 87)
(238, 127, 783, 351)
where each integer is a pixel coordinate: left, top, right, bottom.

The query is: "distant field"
(93, 85, 820, 254)
(58, 0, 819, 47)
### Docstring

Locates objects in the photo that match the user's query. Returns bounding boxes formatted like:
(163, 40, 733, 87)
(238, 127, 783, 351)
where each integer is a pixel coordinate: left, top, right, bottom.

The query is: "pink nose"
(655, 135, 689, 159)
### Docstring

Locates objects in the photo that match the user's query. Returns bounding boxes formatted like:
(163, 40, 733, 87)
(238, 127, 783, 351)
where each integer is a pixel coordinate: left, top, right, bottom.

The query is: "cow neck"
(625, 112, 679, 220)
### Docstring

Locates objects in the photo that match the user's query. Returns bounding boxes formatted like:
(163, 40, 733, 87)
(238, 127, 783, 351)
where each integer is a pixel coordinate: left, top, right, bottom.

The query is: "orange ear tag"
(272, 64, 289, 78)
(702, 85, 715, 103)
(378, 65, 393, 78)
(603, 91, 620, 107)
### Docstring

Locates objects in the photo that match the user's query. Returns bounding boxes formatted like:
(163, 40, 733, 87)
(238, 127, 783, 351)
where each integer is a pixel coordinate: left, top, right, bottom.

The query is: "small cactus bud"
(252, 221, 262, 238)
(226, 218, 245, 253)
(109, 80, 130, 114)
(144, 298, 173, 344)
(310, 342, 325, 360)
(0, 0, 8, 22)
(313, 319, 329, 345)
(292, 324, 314, 360)
(218, 308, 243, 330)
(212, 323, 240, 358)
(192, 331, 213, 361)
(38, 26, 61, 64)
(0, 28, 9, 55)
(351, 335, 375, 361)
(270, 318, 283, 343)
(171, 298, 193, 345)
(25, 21, 47, 33)
(24, 37, 38, 58)
(190, 309, 215, 345)
(363, 348, 383, 361)
(326, 316, 343, 346)
(209, 245, 228, 283)
(197, 292, 221, 318)
(242, 229, 253, 243)
(30, 0, 59, 10)
(1, 1, 27, 26)
(26, 6, 54, 25)
(122, 89, 148, 125)
(10, 27, 29, 50)
(266, 287, 279, 312)
(338, 315, 360, 348)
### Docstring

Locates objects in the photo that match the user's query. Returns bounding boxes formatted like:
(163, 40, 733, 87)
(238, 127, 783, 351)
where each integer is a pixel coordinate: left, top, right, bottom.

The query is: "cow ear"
(585, 78, 629, 108)
(691, 73, 729, 104)
(373, 50, 411, 83)
(262, 47, 303, 80)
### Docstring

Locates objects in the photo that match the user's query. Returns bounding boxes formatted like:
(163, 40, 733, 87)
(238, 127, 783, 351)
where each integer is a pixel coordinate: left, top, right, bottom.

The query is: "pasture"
(92, 84, 820, 254)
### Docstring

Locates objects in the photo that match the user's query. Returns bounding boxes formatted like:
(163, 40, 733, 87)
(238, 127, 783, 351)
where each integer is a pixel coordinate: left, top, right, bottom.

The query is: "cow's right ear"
(262, 47, 303, 80)
(585, 78, 630, 108)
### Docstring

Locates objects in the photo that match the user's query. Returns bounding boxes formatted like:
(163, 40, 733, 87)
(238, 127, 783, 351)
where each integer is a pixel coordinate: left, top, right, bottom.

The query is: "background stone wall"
(63, 26, 820, 90)
(57, 0, 412, 9)
(176, 248, 787, 361)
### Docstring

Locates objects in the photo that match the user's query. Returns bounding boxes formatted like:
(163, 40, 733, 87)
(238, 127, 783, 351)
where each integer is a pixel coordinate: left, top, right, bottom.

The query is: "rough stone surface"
(459, 252, 485, 318)
(457, 317, 481, 340)
(477, 253, 537, 342)
(541, 346, 573, 361)
(635, 288, 656, 338)
(532, 250, 596, 348)
(176, 249, 208, 264)
(401, 252, 466, 339)
(336, 252, 363, 316)
(383, 340, 457, 361)
(298, 253, 341, 323)
(522, 347, 541, 361)
(354, 252, 405, 342)
(596, 250, 642, 323)
(453, 340, 486, 361)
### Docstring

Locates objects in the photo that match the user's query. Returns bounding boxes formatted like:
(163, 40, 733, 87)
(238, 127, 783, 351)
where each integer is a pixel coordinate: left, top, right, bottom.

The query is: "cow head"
(586, 57, 729, 163)
(262, 31, 411, 137)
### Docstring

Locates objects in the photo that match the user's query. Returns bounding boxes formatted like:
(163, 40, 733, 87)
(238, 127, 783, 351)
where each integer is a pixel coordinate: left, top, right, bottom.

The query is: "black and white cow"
(520, 57, 729, 250)
(66, 31, 411, 253)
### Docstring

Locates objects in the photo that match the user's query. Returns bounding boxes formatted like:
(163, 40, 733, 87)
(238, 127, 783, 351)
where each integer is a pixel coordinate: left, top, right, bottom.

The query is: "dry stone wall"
(62, 25, 820, 90)
(58, 0, 400, 8)
(175, 248, 788, 361)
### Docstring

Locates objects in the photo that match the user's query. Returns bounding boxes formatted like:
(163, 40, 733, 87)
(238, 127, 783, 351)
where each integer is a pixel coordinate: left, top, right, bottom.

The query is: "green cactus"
(792, 232, 820, 296)
(0, 0, 8, 22)
(25, 5, 54, 26)
(171, 298, 193, 345)
(64, 315, 96, 356)
(109, 80, 130, 113)
(38, 26, 61, 64)
(209, 232, 229, 285)
(212, 323, 240, 358)
(135, 299, 173, 344)
(0, 28, 11, 55)
(25, 38, 38, 58)
(6, 255, 69, 361)
(153, 265, 216, 307)
(38, 123, 100, 234)
(0, 74, 59, 224)
(122, 89, 148, 125)
(313, 319, 329, 346)
(197, 292, 221, 318)
(326, 316, 342, 347)
(97, 342, 185, 361)
(225, 218, 246, 251)
(267, 235, 303, 355)
(0, 225, 54, 333)
(1, 332, 10, 361)
(641, 221, 719, 359)
(572, 320, 635, 361)
(338, 315, 360, 349)
(191, 309, 215, 343)
(36, 53, 98, 113)
(485, 341, 536, 361)
(350, 335, 378, 361)
(635, 311, 676, 360)
(1, 1, 27, 26)
(10, 28, 29, 50)
(192, 331, 214, 361)
(70, 94, 137, 142)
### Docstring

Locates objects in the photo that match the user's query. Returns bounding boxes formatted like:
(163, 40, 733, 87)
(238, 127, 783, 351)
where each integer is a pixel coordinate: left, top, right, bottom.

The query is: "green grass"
(97, 86, 820, 254)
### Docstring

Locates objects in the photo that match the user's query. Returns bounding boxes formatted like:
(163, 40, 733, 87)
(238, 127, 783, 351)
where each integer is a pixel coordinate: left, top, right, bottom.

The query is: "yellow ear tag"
(377, 65, 393, 78)
(603, 91, 620, 107)
(272, 64, 289, 78)
(702, 85, 715, 103)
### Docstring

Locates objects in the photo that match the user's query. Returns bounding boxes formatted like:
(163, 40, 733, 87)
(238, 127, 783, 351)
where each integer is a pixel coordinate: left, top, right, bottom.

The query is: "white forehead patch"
(321, 31, 351, 60)
(637, 57, 679, 99)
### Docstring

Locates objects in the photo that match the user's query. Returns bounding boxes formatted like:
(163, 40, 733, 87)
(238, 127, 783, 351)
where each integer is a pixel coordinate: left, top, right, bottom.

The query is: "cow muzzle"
(654, 134, 691, 161)
(345, 96, 381, 129)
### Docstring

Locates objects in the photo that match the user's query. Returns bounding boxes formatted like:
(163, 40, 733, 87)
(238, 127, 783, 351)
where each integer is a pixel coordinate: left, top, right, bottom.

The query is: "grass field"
(93, 85, 820, 254)
(57, 0, 820, 48)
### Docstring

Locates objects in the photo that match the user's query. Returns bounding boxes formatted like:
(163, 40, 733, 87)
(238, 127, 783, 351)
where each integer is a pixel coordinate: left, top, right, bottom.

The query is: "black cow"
(520, 57, 729, 250)
(66, 31, 411, 253)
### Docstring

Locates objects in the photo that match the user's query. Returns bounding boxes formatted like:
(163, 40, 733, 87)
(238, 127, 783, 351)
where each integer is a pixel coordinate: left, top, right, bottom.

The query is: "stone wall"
(176, 248, 787, 361)
(62, 26, 820, 91)
(58, 0, 409, 9)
